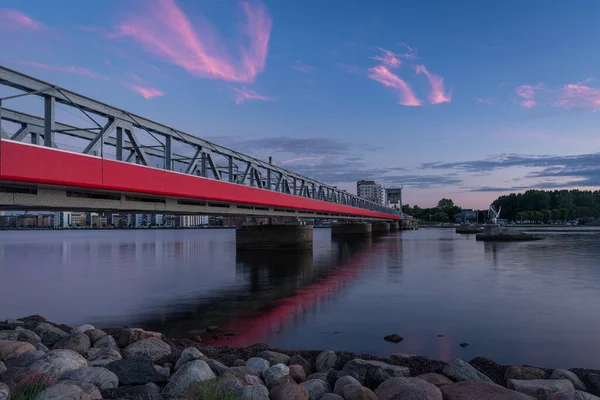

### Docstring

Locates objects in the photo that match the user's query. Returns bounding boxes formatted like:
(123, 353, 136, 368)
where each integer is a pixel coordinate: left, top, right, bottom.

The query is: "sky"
(1, 1, 600, 209)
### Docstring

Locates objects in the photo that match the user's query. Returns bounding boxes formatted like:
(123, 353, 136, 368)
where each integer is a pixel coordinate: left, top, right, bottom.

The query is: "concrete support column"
(390, 221, 399, 231)
(236, 224, 313, 250)
(331, 222, 372, 237)
(372, 221, 390, 235)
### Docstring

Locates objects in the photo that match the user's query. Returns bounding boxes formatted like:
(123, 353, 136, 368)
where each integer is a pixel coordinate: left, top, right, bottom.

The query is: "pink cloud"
(291, 63, 315, 73)
(231, 87, 271, 104)
(367, 65, 422, 106)
(8, 61, 101, 79)
(475, 97, 493, 105)
(0, 9, 42, 31)
(111, 0, 271, 83)
(415, 64, 452, 104)
(516, 83, 543, 108)
(554, 79, 600, 111)
(125, 84, 164, 99)
(371, 48, 402, 69)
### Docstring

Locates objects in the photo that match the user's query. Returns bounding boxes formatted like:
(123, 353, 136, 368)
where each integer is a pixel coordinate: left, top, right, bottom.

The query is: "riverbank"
(1, 316, 600, 399)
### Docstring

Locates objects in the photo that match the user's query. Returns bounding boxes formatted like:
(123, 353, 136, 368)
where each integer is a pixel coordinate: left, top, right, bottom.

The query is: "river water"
(1, 227, 600, 369)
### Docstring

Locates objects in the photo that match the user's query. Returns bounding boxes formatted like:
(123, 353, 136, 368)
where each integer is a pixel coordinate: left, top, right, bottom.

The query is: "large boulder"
(308, 372, 328, 381)
(374, 377, 442, 400)
(416, 372, 454, 387)
(0, 367, 54, 393)
(33, 323, 68, 346)
(235, 384, 270, 400)
(0, 332, 19, 341)
(264, 363, 290, 388)
(221, 366, 259, 381)
(117, 328, 163, 348)
(29, 349, 88, 379)
(0, 341, 35, 362)
(105, 357, 167, 385)
(269, 383, 309, 400)
(87, 348, 121, 362)
(316, 351, 338, 372)
(60, 366, 119, 389)
(206, 359, 228, 376)
(7, 349, 45, 368)
(84, 330, 106, 345)
(340, 384, 378, 400)
(174, 347, 203, 371)
(505, 366, 547, 382)
(162, 360, 215, 396)
(550, 391, 600, 399)
(71, 325, 95, 335)
(342, 358, 410, 387)
(300, 379, 332, 400)
(443, 357, 493, 383)
(17, 329, 42, 345)
(111, 382, 161, 399)
(247, 357, 271, 376)
(38, 380, 101, 400)
(334, 375, 361, 395)
(268, 375, 296, 390)
(440, 381, 536, 400)
(291, 354, 312, 375)
(92, 334, 118, 350)
(290, 364, 307, 383)
(588, 374, 600, 393)
(322, 395, 344, 400)
(549, 369, 587, 391)
(0, 382, 8, 400)
(52, 333, 90, 354)
(256, 350, 290, 365)
(508, 379, 574, 399)
(122, 338, 170, 362)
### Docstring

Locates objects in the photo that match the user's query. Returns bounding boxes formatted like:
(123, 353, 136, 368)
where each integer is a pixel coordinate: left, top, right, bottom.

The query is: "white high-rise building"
(53, 212, 71, 228)
(180, 215, 209, 227)
(356, 180, 384, 205)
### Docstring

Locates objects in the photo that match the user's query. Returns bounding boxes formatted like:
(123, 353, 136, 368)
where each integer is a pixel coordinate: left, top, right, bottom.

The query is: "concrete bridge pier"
(331, 222, 372, 237)
(236, 224, 313, 250)
(372, 221, 391, 235)
(390, 221, 399, 231)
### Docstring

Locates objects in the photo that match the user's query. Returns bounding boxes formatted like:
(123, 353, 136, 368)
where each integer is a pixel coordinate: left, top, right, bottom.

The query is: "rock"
(29, 349, 88, 379)
(589, 374, 600, 393)
(235, 384, 270, 400)
(0, 382, 8, 400)
(550, 369, 587, 391)
(60, 366, 119, 389)
(38, 380, 101, 399)
(460, 343, 469, 348)
(256, 350, 290, 365)
(316, 350, 338, 372)
(34, 323, 68, 346)
(206, 325, 219, 332)
(0, 362, 5, 375)
(391, 353, 417, 362)
(52, 333, 90, 354)
(342, 358, 410, 387)
(326, 370, 347, 387)
(87, 348, 121, 362)
(17, 329, 41, 345)
(375, 377, 442, 400)
(308, 372, 328, 381)
(0, 340, 35, 362)
(0, 332, 19, 341)
(105, 356, 168, 385)
(92, 334, 118, 350)
(384, 333, 404, 343)
(90, 359, 115, 367)
(506, 366, 547, 382)
(7, 349, 45, 367)
(270, 383, 309, 400)
(551, 391, 600, 400)
(340, 384, 378, 400)
(247, 357, 271, 376)
(291, 354, 312, 375)
(290, 364, 307, 383)
(322, 395, 344, 400)
(162, 360, 216, 396)
(36, 343, 49, 352)
(217, 374, 245, 392)
(155, 365, 170, 379)
(112, 382, 162, 399)
(300, 379, 332, 400)
(71, 325, 95, 334)
(440, 381, 536, 400)
(233, 358, 247, 367)
(243, 373, 264, 386)
(443, 357, 493, 383)
(117, 328, 163, 348)
(123, 338, 170, 362)
(268, 375, 297, 390)
(174, 347, 203, 371)
(508, 379, 574, 399)
(334, 375, 361, 395)
(206, 359, 228, 376)
(417, 372, 454, 387)
(221, 366, 259, 381)
(84, 329, 106, 344)
(0, 367, 54, 393)
(264, 363, 290, 388)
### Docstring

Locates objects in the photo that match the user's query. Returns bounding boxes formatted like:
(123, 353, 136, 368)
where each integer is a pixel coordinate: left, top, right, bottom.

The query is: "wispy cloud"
(7, 61, 102, 79)
(516, 83, 543, 108)
(281, 155, 336, 164)
(415, 64, 452, 104)
(125, 84, 164, 99)
(291, 62, 315, 73)
(231, 87, 271, 104)
(110, 0, 271, 83)
(554, 79, 600, 111)
(370, 48, 402, 69)
(368, 65, 422, 106)
(0, 9, 42, 31)
(475, 97, 493, 105)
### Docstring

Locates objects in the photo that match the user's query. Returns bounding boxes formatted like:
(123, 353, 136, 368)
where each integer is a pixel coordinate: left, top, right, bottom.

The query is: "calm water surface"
(1, 228, 600, 369)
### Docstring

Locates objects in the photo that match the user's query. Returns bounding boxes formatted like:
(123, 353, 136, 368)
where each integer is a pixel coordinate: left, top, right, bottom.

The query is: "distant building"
(454, 209, 478, 224)
(180, 215, 209, 227)
(70, 213, 87, 226)
(357, 180, 383, 205)
(385, 186, 403, 209)
(54, 212, 71, 228)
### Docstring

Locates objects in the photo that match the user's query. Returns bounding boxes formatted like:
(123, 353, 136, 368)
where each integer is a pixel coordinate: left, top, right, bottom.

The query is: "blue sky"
(1, 0, 600, 208)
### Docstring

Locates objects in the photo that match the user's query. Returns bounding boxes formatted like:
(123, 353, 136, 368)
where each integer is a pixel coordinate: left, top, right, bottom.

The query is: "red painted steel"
(0, 141, 400, 220)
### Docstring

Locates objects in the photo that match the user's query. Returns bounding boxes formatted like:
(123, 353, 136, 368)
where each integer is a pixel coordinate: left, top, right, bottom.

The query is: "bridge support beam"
(372, 221, 390, 235)
(390, 221, 399, 231)
(331, 222, 372, 237)
(236, 224, 313, 250)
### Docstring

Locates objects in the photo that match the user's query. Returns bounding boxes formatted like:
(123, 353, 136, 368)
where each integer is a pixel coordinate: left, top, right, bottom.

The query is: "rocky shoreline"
(1, 316, 600, 399)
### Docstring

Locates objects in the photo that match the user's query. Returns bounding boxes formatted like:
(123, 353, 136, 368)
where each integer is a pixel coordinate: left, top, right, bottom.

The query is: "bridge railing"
(0, 66, 400, 217)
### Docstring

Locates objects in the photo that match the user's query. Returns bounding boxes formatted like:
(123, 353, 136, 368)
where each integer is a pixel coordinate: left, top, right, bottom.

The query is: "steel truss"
(0, 66, 399, 217)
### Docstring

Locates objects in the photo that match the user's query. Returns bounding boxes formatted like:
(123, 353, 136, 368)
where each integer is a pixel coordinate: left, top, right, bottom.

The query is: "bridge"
(0, 66, 408, 248)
